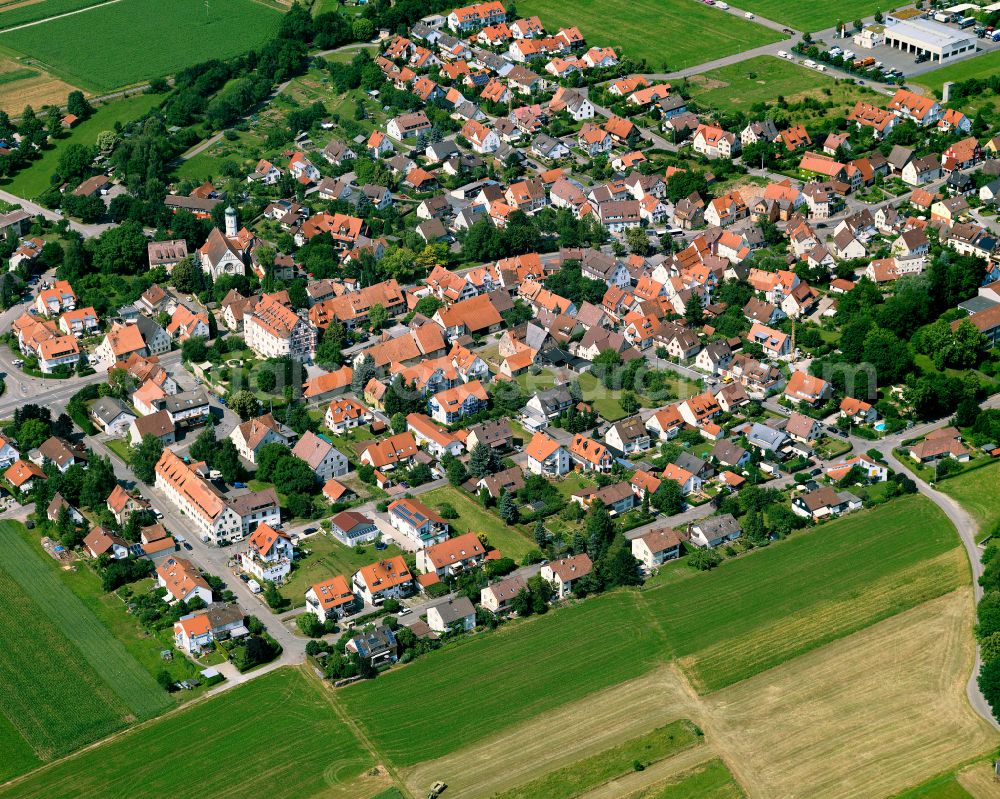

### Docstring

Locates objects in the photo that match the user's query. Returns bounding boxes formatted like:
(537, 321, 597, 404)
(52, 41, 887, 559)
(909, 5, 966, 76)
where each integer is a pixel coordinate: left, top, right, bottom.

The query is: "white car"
(716, 1, 729, 8)
(745, 10, 753, 18)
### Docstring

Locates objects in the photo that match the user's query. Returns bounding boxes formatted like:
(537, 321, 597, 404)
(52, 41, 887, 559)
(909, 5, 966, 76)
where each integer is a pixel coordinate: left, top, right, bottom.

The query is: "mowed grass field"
(0, 0, 282, 91)
(518, 0, 782, 71)
(940, 461, 1000, 542)
(638, 759, 745, 799)
(342, 495, 965, 769)
(686, 55, 878, 118)
(729, 0, 882, 31)
(0, 668, 376, 799)
(913, 49, 1000, 94)
(646, 494, 965, 691)
(0, 522, 170, 767)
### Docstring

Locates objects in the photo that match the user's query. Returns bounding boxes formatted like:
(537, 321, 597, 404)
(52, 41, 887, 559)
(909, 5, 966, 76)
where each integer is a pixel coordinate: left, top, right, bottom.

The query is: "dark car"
(239, 573, 250, 582)
(303, 527, 317, 535)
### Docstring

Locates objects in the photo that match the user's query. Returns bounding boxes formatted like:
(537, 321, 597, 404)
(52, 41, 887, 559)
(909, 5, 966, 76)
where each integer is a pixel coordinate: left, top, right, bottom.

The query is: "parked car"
(744, 10, 753, 17)
(233, 482, 247, 489)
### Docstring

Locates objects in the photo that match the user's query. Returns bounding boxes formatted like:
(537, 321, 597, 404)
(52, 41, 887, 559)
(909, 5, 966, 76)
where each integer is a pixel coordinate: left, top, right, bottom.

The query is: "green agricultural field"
(730, 0, 881, 31)
(913, 49, 1000, 94)
(638, 759, 745, 799)
(685, 55, 878, 118)
(341, 591, 666, 767)
(495, 721, 703, 799)
(0, 0, 107, 30)
(421, 484, 536, 562)
(3, 92, 161, 198)
(0, 711, 40, 784)
(891, 773, 973, 799)
(0, 668, 375, 799)
(0, 0, 282, 91)
(940, 461, 1000, 542)
(342, 495, 964, 769)
(518, 0, 782, 72)
(645, 494, 965, 691)
(279, 531, 403, 606)
(0, 523, 170, 763)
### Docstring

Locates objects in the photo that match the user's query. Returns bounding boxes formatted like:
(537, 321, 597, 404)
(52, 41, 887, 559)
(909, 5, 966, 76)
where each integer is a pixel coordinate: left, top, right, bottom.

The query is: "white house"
(525, 431, 570, 476)
(631, 527, 684, 572)
(541, 553, 593, 599)
(426, 596, 477, 633)
(239, 523, 293, 584)
(305, 575, 357, 621)
(687, 514, 741, 548)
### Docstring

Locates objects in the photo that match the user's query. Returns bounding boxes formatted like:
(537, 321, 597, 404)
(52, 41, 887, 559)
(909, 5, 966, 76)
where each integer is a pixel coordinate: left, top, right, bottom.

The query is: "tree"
(650, 479, 684, 515)
(743, 509, 767, 546)
(390, 412, 407, 434)
(585, 501, 616, 562)
(16, 418, 50, 450)
(625, 226, 649, 256)
(67, 90, 93, 120)
(978, 655, 1000, 718)
(684, 293, 704, 327)
(368, 303, 388, 332)
(445, 455, 467, 487)
(227, 390, 259, 421)
(272, 455, 317, 495)
(352, 354, 377, 395)
(131, 434, 164, 483)
(296, 612, 324, 637)
(533, 518, 548, 550)
(92, 220, 148, 275)
(468, 442, 497, 478)
(352, 17, 374, 40)
(57, 143, 95, 183)
(687, 549, 722, 570)
(257, 369, 277, 393)
(499, 490, 519, 524)
(189, 426, 216, 463)
(213, 439, 245, 484)
(620, 391, 639, 415)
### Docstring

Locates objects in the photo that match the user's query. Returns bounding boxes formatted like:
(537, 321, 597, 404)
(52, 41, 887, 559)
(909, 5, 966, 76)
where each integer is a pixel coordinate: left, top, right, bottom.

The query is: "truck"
(816, 64, 827, 71)
(934, 11, 952, 23)
(854, 56, 876, 67)
(842, 50, 856, 60)
(803, 59, 816, 68)
(960, 16, 976, 28)
(247, 579, 262, 594)
(993, 30, 1000, 41)
(777, 49, 788, 58)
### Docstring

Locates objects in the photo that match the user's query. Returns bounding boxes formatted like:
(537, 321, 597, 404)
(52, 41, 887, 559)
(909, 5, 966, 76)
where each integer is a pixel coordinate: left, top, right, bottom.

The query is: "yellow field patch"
(0, 56, 78, 113)
(678, 549, 969, 693)
(703, 589, 997, 799)
(956, 761, 1000, 798)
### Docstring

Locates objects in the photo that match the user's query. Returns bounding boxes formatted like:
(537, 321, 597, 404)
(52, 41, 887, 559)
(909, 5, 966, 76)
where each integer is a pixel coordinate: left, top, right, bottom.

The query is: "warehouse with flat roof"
(882, 17, 976, 61)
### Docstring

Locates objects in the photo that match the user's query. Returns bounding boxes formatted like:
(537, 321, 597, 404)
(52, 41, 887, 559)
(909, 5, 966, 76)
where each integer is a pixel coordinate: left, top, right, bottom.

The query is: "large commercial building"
(881, 17, 976, 62)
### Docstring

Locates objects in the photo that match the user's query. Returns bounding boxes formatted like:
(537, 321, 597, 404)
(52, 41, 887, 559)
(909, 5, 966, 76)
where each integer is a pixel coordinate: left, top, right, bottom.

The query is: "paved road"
(0, 189, 111, 237)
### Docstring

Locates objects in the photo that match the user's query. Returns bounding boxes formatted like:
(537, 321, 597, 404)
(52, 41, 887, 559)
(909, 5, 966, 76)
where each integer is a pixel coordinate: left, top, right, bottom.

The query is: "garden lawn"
(639, 759, 745, 799)
(3, 92, 161, 198)
(686, 55, 878, 118)
(940, 460, 1000, 542)
(643, 494, 966, 691)
(494, 721, 703, 799)
(339, 590, 667, 767)
(420, 484, 536, 561)
(727, 0, 882, 31)
(0, 0, 282, 91)
(279, 531, 403, 606)
(518, 0, 782, 72)
(0, 668, 375, 799)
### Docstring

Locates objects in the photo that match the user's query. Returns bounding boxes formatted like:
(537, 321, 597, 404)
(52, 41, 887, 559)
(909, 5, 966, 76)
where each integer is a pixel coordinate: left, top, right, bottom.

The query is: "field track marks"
(0, 0, 121, 31)
(574, 746, 720, 799)
(701, 590, 998, 799)
(402, 664, 702, 799)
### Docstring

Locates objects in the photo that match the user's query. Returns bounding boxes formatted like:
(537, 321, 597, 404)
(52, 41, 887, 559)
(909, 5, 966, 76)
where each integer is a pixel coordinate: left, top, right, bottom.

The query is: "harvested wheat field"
(703, 589, 998, 799)
(401, 664, 705, 799)
(956, 761, 1000, 798)
(0, 57, 76, 113)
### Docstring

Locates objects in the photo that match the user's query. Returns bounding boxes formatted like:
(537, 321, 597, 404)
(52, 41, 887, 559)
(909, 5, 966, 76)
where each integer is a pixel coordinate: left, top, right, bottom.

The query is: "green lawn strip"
(279, 530, 404, 606)
(0, 67, 37, 84)
(0, 668, 375, 799)
(0, 700, 41, 783)
(939, 459, 1000, 543)
(0, 522, 169, 718)
(637, 759, 745, 799)
(890, 773, 974, 799)
(3, 92, 161, 198)
(104, 436, 133, 463)
(913, 50, 1000, 94)
(644, 495, 964, 691)
(495, 721, 703, 799)
(518, 0, 781, 72)
(420, 484, 535, 561)
(0, 0, 281, 91)
(340, 590, 668, 767)
(729, 0, 881, 31)
(0, 565, 131, 760)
